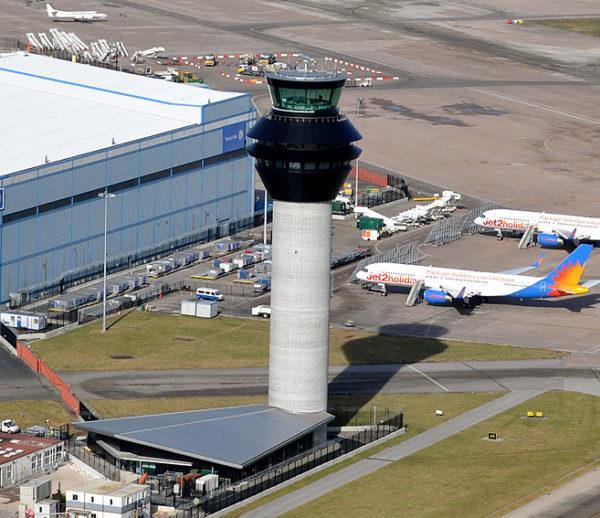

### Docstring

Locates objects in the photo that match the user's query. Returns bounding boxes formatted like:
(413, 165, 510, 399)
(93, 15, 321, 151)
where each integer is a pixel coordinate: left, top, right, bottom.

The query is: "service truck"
(1, 419, 20, 434)
(251, 305, 271, 318)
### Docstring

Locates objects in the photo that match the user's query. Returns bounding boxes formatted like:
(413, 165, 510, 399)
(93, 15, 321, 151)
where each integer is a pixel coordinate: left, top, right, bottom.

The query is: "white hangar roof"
(0, 52, 243, 176)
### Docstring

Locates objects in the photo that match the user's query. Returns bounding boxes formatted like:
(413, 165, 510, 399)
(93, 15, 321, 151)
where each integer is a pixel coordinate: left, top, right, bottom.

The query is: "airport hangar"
(0, 51, 255, 303)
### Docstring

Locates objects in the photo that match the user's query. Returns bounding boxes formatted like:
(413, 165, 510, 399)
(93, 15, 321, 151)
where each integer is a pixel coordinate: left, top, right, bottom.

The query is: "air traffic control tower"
(248, 71, 362, 415)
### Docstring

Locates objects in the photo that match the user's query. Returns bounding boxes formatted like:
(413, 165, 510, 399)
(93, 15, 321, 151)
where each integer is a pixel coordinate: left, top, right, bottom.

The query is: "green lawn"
(89, 393, 497, 424)
(283, 391, 600, 518)
(225, 392, 501, 518)
(31, 311, 564, 371)
(0, 400, 74, 429)
(538, 18, 600, 38)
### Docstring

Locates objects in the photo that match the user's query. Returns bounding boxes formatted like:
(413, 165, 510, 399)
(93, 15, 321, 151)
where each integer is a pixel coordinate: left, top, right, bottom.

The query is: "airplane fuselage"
(360, 263, 542, 298)
(476, 209, 600, 240)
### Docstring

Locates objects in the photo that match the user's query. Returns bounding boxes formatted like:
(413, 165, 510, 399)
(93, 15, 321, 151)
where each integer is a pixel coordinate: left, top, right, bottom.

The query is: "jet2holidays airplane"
(46, 3, 108, 22)
(356, 244, 597, 308)
(474, 209, 600, 249)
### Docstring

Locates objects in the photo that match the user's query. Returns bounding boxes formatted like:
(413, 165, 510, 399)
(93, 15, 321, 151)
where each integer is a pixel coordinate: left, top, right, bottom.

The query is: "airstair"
(518, 224, 536, 249)
(406, 279, 424, 306)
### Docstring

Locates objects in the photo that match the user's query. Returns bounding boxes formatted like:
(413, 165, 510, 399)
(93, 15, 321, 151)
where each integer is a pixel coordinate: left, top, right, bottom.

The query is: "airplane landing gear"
(496, 229, 504, 241)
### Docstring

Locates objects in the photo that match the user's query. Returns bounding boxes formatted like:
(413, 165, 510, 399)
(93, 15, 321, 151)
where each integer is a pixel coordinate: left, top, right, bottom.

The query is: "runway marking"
(406, 364, 450, 392)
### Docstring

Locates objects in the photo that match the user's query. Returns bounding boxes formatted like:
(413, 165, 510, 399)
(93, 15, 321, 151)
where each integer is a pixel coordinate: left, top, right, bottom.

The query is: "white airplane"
(474, 209, 600, 249)
(46, 3, 108, 22)
(356, 244, 594, 308)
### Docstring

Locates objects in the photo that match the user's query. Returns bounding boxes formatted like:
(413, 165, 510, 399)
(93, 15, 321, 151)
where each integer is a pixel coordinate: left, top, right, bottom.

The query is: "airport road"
(237, 389, 547, 518)
(503, 466, 600, 518)
(60, 359, 600, 401)
(0, 345, 56, 402)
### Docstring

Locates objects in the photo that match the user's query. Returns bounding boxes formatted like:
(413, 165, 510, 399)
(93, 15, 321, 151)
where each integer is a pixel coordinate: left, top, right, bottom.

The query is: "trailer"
(0, 311, 47, 331)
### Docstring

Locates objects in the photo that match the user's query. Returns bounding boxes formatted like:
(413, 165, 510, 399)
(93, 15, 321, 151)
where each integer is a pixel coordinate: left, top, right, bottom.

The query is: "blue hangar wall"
(0, 95, 255, 302)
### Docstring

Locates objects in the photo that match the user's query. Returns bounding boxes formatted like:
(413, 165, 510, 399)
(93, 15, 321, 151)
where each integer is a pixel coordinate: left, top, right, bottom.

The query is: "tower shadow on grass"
(328, 324, 448, 425)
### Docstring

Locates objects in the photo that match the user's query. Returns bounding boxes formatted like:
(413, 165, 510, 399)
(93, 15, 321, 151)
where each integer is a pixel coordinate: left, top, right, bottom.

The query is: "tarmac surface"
(504, 466, 600, 518)
(0, 345, 55, 402)
(60, 359, 600, 400)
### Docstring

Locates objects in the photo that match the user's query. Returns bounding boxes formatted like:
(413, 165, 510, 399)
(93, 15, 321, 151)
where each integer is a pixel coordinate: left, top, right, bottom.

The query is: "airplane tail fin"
(46, 3, 56, 16)
(543, 244, 593, 294)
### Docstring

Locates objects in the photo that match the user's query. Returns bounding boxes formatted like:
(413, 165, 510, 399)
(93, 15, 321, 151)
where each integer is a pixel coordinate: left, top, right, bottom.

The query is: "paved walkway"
(239, 389, 544, 518)
(503, 466, 600, 518)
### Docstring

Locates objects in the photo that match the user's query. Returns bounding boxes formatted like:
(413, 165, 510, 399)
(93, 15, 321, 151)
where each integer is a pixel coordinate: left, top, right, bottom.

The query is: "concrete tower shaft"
(268, 201, 331, 412)
(248, 71, 362, 414)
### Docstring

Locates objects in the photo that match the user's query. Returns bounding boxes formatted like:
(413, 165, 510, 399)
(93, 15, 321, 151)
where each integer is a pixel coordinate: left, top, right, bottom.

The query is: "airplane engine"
(423, 289, 451, 305)
(537, 233, 564, 248)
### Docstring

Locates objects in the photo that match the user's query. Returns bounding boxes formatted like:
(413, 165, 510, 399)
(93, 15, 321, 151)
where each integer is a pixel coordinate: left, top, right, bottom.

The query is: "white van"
(195, 287, 224, 301)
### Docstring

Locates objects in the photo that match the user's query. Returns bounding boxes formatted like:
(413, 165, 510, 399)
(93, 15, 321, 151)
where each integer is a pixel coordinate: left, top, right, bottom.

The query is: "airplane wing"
(439, 285, 480, 300)
(500, 252, 545, 275)
(553, 228, 584, 241)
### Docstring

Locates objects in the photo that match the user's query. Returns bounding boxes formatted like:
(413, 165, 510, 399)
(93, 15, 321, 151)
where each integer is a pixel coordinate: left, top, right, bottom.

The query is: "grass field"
(31, 311, 564, 371)
(89, 393, 497, 422)
(282, 391, 600, 518)
(538, 19, 600, 38)
(223, 392, 501, 518)
(0, 400, 74, 429)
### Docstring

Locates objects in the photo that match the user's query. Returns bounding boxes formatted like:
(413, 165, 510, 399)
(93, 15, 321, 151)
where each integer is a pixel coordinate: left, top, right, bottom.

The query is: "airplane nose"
(356, 268, 368, 281)
(474, 216, 484, 226)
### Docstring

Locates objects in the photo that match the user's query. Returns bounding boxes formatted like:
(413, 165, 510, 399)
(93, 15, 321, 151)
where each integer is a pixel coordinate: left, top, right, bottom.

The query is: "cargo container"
(147, 260, 172, 277)
(172, 251, 200, 266)
(238, 269, 253, 280)
(49, 293, 93, 311)
(361, 229, 379, 241)
(253, 277, 271, 294)
(0, 311, 47, 331)
(181, 299, 218, 318)
(119, 276, 140, 290)
(216, 240, 242, 254)
(221, 262, 239, 273)
(358, 216, 385, 231)
(233, 255, 255, 268)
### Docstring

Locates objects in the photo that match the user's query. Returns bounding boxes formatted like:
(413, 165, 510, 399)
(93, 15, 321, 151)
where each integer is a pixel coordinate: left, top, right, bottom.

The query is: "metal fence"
(349, 240, 422, 283)
(66, 441, 120, 481)
(424, 202, 498, 246)
(328, 406, 395, 427)
(357, 188, 407, 208)
(0, 37, 23, 52)
(160, 411, 403, 516)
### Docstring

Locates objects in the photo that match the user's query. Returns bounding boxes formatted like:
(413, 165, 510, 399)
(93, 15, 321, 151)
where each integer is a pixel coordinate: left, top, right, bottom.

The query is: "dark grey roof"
(76, 405, 332, 469)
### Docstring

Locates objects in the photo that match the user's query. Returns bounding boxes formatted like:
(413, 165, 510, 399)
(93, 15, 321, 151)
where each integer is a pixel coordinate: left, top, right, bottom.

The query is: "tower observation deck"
(248, 71, 362, 416)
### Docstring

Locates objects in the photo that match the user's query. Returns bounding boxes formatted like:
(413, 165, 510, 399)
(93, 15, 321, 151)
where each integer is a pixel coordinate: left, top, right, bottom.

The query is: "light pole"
(119, 11, 127, 72)
(98, 189, 115, 333)
(355, 158, 359, 210)
(354, 98, 364, 211)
